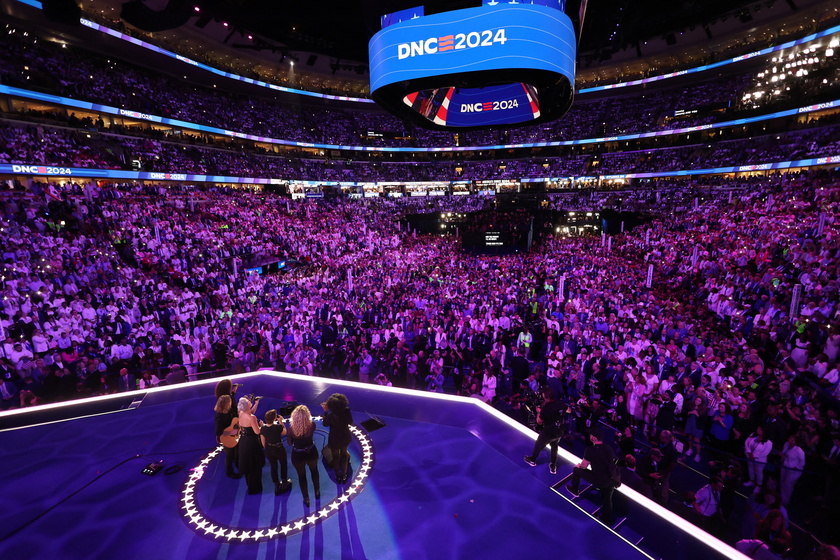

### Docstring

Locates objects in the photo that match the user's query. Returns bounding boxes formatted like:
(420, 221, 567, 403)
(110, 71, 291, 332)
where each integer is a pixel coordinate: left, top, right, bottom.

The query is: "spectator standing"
(744, 427, 772, 492)
(779, 434, 805, 505)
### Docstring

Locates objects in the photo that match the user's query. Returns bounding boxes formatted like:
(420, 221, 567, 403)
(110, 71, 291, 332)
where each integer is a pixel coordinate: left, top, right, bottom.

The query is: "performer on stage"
(288, 405, 320, 507)
(215, 378, 241, 401)
(322, 393, 354, 483)
(213, 394, 241, 478)
(237, 395, 264, 494)
(261, 408, 292, 495)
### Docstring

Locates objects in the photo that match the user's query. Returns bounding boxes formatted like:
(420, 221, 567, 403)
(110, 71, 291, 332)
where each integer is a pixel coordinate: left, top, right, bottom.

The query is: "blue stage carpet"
(0, 381, 649, 560)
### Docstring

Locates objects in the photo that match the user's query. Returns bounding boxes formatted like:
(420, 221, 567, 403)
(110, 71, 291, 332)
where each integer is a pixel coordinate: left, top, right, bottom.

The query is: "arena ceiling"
(31, 0, 831, 93)
(183, 0, 766, 62)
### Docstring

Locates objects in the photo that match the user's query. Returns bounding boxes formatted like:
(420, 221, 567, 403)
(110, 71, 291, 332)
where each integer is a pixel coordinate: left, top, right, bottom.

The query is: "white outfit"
(744, 435, 772, 487)
(780, 443, 805, 505)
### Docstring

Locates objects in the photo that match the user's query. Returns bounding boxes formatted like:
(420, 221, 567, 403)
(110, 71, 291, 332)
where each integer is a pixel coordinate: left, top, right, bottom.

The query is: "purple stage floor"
(0, 372, 741, 560)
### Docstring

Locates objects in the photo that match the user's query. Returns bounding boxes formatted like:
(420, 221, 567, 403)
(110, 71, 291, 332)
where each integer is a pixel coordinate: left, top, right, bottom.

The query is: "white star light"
(267, 528, 278, 538)
(280, 525, 293, 535)
(213, 526, 227, 538)
(293, 520, 306, 531)
(307, 514, 319, 524)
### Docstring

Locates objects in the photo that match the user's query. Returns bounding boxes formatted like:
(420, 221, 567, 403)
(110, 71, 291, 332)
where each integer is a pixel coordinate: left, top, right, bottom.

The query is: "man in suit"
(509, 347, 531, 393)
(620, 454, 652, 500)
(653, 354, 674, 380)
(637, 448, 666, 503)
(117, 367, 136, 392)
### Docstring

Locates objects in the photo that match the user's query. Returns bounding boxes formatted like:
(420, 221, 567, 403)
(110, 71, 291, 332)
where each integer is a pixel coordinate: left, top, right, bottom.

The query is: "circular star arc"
(180, 420, 375, 542)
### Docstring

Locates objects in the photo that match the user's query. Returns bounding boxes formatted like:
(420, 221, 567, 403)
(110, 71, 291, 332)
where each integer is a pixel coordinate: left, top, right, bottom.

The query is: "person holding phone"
(261, 408, 291, 495)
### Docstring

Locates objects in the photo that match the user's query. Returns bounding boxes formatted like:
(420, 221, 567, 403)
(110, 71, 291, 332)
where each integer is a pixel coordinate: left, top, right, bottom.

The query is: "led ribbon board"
(369, 3, 576, 130)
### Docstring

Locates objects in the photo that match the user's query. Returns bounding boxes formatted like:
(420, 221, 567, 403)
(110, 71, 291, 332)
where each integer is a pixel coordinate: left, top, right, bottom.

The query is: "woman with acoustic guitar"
(213, 394, 242, 479)
(237, 395, 265, 494)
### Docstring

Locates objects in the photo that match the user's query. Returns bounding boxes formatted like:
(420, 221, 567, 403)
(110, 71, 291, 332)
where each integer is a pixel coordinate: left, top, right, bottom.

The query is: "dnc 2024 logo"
(397, 29, 508, 59)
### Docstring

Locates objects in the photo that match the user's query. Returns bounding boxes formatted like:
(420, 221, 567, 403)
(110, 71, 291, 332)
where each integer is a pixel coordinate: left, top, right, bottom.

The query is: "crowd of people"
(0, 167, 838, 556)
(1, 12, 840, 557)
(2, 116, 840, 186)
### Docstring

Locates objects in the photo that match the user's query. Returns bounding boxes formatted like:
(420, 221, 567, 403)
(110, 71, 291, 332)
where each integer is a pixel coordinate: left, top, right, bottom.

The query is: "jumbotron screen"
(404, 83, 540, 128)
(369, 0, 587, 130)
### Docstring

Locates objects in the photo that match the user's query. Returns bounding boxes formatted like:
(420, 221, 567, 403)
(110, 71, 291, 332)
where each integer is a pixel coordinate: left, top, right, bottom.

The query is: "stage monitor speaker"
(120, 0, 192, 33)
(278, 402, 299, 417)
(361, 415, 386, 432)
(41, 0, 81, 25)
(141, 460, 164, 476)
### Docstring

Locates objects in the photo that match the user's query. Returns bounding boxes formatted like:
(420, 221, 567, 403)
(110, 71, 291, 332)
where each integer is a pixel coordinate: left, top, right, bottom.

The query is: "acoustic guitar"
(220, 417, 240, 448)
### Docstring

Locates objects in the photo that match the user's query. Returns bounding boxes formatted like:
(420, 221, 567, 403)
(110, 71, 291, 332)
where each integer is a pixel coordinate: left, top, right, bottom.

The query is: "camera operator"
(524, 387, 566, 474)
(567, 427, 618, 523)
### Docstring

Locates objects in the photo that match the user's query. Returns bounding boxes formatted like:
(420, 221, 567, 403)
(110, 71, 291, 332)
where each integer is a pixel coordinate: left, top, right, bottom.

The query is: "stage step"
(638, 543, 662, 560)
(125, 392, 148, 410)
(617, 523, 644, 547)
(551, 473, 574, 490)
(576, 496, 601, 516)
(558, 481, 593, 499)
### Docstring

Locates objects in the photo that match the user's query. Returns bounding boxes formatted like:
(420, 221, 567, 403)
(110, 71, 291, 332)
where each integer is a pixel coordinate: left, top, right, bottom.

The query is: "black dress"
(238, 425, 264, 494)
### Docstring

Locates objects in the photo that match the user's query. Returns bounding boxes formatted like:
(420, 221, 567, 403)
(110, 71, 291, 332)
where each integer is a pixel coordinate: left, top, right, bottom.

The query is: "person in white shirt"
(481, 370, 497, 403)
(780, 434, 806, 505)
(498, 312, 511, 332)
(31, 330, 50, 355)
(744, 426, 773, 491)
(110, 339, 134, 362)
(693, 477, 725, 530)
(9, 342, 33, 369)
